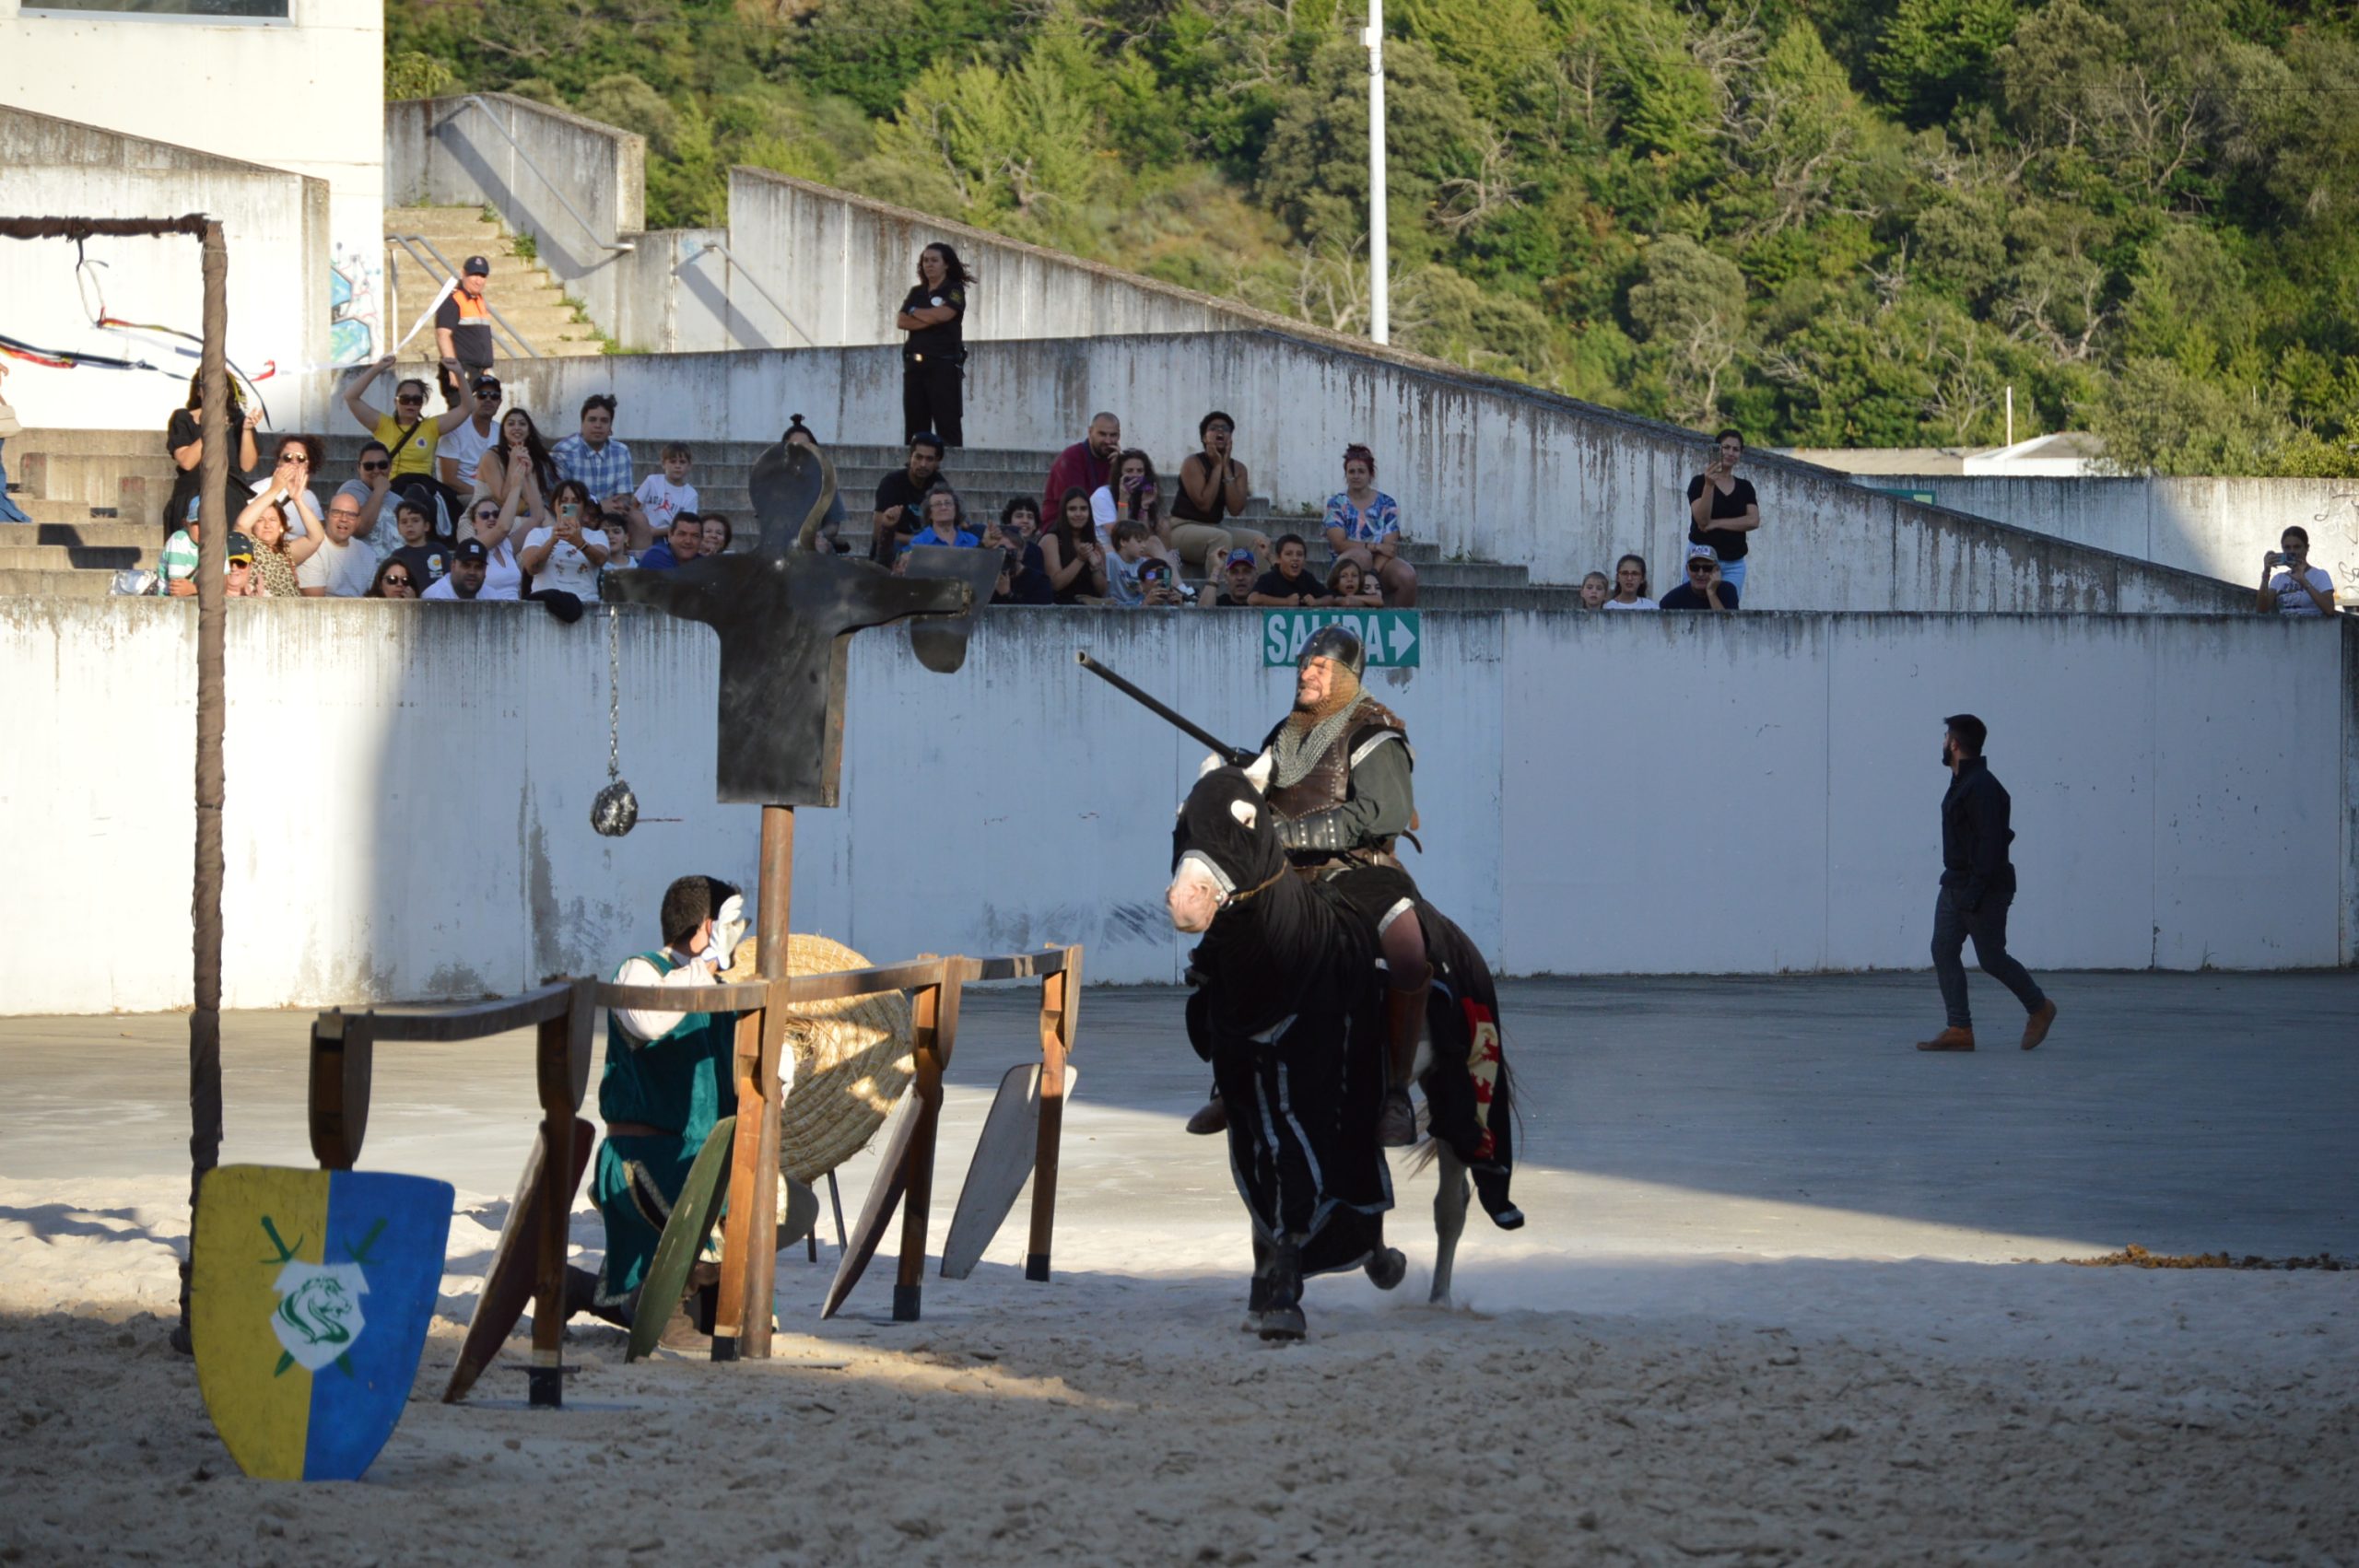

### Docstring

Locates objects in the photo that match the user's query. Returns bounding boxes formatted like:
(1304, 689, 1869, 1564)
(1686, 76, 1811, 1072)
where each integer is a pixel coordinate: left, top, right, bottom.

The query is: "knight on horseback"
(1186, 625, 1431, 1148)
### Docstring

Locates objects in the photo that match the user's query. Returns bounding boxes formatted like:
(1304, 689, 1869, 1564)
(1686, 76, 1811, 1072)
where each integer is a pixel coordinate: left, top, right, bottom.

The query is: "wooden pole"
(892, 965, 963, 1322)
(722, 802, 794, 1356)
(527, 979, 593, 1408)
(1025, 950, 1081, 1281)
(178, 219, 229, 1351)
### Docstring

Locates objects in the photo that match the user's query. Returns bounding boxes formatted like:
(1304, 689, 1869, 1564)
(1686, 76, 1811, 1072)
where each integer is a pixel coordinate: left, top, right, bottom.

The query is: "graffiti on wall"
(331, 242, 382, 363)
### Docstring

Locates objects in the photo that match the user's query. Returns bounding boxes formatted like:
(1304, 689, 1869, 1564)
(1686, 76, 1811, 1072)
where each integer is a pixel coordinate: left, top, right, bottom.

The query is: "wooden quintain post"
(179, 218, 229, 1351)
(1027, 950, 1082, 1281)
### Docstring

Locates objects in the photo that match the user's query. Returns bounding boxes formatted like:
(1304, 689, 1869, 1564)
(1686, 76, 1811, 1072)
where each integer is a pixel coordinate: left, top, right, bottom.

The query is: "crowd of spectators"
(1570, 432, 1759, 615)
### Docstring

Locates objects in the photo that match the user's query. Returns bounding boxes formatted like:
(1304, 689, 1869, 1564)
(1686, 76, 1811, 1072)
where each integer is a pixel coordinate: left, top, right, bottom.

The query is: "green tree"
(1872, 0, 2023, 123)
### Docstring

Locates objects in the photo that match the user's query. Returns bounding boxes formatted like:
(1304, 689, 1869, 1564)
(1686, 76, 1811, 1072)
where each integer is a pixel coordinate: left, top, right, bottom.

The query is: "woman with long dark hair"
(162, 369, 260, 535)
(895, 242, 972, 448)
(1039, 486, 1107, 605)
(472, 406, 559, 507)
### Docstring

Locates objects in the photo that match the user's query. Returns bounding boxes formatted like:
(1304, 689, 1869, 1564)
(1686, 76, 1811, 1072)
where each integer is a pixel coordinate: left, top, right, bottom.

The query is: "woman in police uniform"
(896, 243, 972, 448)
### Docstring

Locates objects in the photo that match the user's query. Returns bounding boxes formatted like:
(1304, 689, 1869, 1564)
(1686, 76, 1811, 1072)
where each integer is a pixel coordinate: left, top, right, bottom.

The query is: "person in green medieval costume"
(566, 874, 746, 1325)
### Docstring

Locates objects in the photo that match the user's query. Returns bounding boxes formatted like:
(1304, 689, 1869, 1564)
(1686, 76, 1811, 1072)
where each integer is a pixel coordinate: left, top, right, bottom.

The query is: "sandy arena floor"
(2, 972, 2353, 1565)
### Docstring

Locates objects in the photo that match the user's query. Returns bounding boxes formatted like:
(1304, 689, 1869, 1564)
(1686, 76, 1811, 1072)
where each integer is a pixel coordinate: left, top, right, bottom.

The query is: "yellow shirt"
(373, 413, 440, 481)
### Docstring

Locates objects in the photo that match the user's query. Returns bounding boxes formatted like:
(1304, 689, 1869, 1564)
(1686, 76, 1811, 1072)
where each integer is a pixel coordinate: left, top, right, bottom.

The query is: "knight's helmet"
(1296, 624, 1367, 679)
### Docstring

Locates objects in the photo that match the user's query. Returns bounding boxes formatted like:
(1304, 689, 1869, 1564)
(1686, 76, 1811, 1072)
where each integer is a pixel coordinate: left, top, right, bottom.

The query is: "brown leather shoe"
(1916, 1027, 1976, 1052)
(2021, 1000, 2058, 1050)
(1185, 1092, 1227, 1136)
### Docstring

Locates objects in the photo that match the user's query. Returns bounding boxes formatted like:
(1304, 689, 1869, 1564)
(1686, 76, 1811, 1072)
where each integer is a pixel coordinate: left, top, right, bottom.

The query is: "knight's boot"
(1259, 1236, 1307, 1341)
(1377, 966, 1432, 1147)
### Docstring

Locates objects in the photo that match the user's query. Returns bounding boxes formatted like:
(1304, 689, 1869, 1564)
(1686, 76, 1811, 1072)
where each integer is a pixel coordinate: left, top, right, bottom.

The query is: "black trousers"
(439, 358, 493, 409)
(902, 354, 963, 447)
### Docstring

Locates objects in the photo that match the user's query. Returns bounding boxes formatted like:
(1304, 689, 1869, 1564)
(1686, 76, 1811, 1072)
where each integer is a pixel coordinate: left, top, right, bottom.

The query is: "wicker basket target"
(723, 932, 917, 1185)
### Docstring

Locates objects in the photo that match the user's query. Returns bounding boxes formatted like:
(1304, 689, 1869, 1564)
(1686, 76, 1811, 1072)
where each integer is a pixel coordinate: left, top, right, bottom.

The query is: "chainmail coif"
(1270, 686, 1368, 790)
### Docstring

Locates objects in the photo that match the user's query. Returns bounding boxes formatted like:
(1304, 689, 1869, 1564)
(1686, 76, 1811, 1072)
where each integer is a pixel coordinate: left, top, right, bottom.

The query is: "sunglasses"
(395, 394, 425, 405)
(476, 389, 501, 399)
(277, 451, 308, 464)
(382, 575, 413, 588)
(1688, 565, 1715, 575)
(360, 460, 390, 471)
(475, 509, 500, 521)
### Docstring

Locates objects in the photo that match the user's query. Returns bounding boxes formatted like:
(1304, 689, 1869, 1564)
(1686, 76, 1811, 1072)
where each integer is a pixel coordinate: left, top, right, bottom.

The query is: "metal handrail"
(688, 240, 816, 348)
(386, 234, 542, 361)
(450, 94, 635, 255)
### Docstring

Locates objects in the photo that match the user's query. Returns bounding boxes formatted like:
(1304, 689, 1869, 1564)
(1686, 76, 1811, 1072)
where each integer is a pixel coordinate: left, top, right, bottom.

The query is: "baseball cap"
(462, 255, 491, 277)
(453, 538, 489, 562)
(472, 373, 502, 394)
(1685, 543, 1719, 562)
(1224, 547, 1256, 567)
(225, 532, 255, 564)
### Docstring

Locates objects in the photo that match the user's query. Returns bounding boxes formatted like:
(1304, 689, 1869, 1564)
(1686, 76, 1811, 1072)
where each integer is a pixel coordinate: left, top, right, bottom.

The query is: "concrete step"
(1, 521, 160, 549)
(0, 544, 152, 572)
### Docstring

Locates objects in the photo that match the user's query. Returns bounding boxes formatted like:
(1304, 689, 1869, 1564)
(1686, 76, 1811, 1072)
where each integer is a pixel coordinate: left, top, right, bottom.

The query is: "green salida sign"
(1262, 609, 1422, 669)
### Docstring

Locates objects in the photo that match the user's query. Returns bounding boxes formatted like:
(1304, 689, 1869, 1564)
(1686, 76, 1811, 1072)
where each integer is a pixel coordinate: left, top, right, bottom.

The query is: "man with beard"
(1186, 625, 1429, 1146)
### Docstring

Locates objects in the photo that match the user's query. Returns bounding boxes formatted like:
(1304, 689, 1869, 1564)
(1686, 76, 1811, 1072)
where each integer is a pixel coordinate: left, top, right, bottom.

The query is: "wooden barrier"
(309, 943, 1084, 1398)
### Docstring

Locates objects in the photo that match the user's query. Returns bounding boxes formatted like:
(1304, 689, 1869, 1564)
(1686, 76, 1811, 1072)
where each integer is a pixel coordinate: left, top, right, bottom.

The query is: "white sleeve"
(1090, 487, 1117, 528)
(419, 575, 455, 600)
(609, 954, 718, 1043)
(296, 549, 327, 589)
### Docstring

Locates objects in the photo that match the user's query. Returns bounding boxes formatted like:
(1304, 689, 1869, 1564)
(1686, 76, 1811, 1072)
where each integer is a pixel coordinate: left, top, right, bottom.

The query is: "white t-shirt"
(1088, 485, 1157, 548)
(296, 534, 376, 597)
(2270, 567, 2335, 616)
(522, 524, 610, 598)
(635, 474, 698, 536)
(479, 537, 524, 600)
(1601, 597, 1659, 612)
(440, 417, 497, 491)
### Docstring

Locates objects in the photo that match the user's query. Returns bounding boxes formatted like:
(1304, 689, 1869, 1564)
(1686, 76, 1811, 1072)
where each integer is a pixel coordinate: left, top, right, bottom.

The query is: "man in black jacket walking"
(1919, 714, 2060, 1052)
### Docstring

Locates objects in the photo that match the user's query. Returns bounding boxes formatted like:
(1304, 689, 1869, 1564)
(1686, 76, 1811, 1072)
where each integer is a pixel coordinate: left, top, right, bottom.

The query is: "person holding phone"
(522, 478, 612, 600)
(1686, 428, 1760, 595)
(2257, 526, 2338, 616)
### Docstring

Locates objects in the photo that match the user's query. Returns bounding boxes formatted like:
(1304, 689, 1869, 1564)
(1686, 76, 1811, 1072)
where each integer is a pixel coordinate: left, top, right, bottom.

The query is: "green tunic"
(591, 949, 737, 1310)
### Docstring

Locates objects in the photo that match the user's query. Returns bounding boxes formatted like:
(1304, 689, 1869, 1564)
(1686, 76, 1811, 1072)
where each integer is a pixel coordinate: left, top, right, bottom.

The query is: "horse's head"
(1168, 751, 1282, 933)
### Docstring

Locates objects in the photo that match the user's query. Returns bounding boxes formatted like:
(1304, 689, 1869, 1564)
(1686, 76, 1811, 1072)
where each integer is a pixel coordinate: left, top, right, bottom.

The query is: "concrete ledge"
(1, 601, 2347, 1012)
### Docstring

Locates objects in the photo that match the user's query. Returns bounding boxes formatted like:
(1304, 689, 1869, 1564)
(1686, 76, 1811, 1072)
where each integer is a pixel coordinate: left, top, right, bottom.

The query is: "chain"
(605, 603, 623, 782)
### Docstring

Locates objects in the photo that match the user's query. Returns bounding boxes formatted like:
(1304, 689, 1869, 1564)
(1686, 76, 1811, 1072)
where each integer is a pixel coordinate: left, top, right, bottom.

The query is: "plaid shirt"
(550, 434, 635, 501)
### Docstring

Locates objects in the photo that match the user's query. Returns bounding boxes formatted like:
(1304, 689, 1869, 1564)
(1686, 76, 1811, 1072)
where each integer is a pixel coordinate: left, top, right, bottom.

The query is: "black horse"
(1168, 758, 1522, 1340)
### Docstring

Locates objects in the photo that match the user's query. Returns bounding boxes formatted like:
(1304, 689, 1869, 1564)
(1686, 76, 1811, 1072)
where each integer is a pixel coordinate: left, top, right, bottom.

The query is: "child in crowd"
(159, 514, 203, 596)
(1103, 520, 1156, 607)
(633, 442, 698, 550)
(387, 497, 454, 590)
(1579, 571, 1609, 610)
(1326, 557, 1383, 607)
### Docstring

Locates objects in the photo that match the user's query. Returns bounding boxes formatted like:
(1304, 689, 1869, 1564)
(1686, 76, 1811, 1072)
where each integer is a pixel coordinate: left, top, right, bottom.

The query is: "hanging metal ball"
(590, 779, 640, 837)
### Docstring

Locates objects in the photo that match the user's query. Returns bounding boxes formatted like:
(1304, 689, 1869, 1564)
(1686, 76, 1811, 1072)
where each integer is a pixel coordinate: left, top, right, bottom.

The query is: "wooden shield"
(940, 1063, 1078, 1280)
(443, 1117, 596, 1404)
(625, 1117, 738, 1363)
(192, 1166, 453, 1481)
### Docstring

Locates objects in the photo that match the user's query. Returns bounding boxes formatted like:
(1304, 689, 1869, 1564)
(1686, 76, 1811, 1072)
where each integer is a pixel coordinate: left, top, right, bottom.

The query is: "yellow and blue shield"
(192, 1166, 453, 1481)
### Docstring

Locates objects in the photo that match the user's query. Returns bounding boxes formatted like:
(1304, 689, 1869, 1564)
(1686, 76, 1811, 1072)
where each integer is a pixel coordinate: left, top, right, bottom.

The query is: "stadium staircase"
(381, 205, 611, 374)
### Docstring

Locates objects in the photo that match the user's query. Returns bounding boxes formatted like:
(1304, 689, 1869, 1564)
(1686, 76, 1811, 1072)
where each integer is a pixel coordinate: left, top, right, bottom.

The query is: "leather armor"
(1262, 697, 1410, 868)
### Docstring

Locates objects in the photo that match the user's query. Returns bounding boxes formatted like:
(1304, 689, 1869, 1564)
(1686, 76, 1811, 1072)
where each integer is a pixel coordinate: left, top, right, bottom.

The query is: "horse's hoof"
(1427, 1286, 1451, 1307)
(1258, 1305, 1307, 1341)
(1364, 1246, 1407, 1291)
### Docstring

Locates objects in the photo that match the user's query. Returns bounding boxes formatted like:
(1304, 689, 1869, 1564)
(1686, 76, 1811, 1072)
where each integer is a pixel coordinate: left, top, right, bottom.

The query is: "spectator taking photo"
(2258, 527, 2337, 616)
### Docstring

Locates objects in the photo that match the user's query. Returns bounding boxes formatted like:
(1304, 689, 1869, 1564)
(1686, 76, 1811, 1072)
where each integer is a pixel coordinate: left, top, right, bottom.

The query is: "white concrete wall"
(2, 602, 2348, 1015)
(1, 0, 384, 368)
(1868, 474, 2359, 608)
(521, 341, 2251, 613)
(0, 107, 336, 433)
(721, 169, 1258, 351)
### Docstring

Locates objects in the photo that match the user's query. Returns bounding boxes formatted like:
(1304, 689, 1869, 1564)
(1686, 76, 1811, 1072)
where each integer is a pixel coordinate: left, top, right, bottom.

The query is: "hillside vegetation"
(388, 0, 2359, 474)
